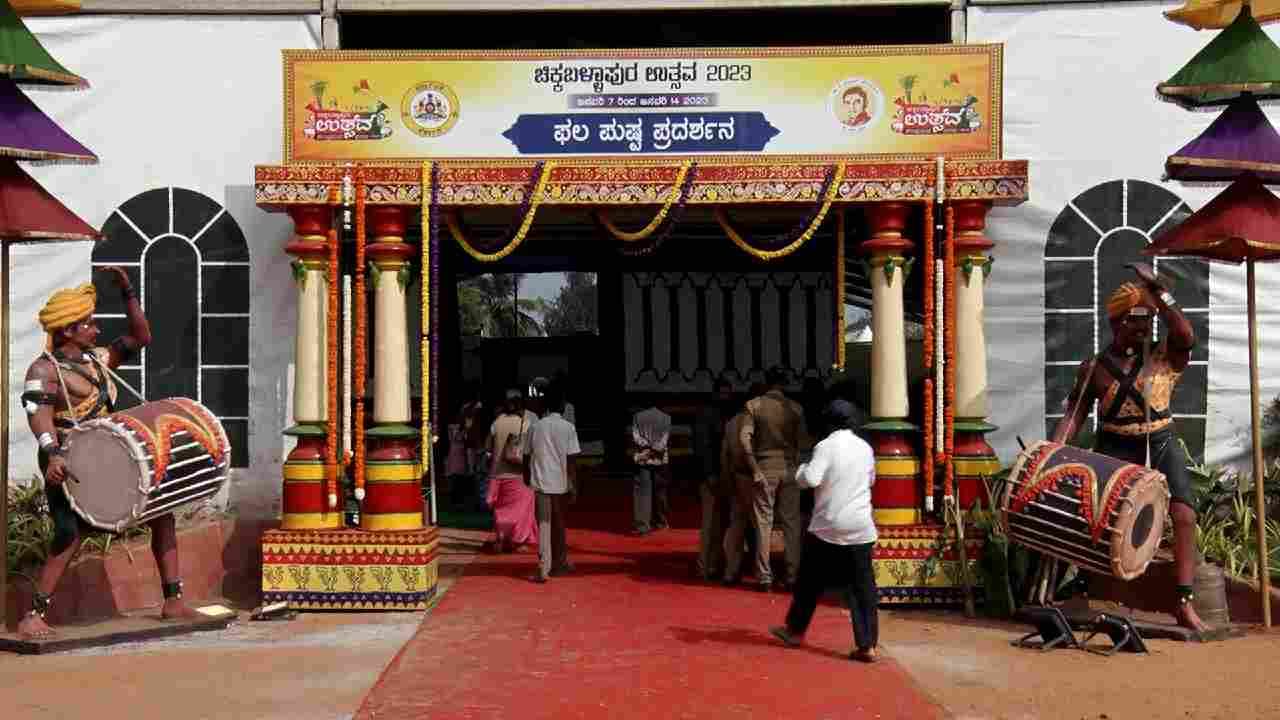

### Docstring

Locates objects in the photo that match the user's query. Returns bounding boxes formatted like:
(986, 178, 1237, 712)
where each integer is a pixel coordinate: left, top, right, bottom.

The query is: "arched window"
(1043, 179, 1209, 460)
(92, 188, 250, 467)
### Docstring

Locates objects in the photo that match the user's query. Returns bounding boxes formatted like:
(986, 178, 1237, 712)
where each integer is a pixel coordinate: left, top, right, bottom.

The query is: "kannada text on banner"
(284, 46, 1002, 163)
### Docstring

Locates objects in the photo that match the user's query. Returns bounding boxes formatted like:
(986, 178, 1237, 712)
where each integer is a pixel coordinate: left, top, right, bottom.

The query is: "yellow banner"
(285, 46, 1002, 164)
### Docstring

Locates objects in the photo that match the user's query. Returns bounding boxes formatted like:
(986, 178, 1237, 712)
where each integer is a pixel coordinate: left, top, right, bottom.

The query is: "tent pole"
(0, 242, 8, 614)
(1247, 258, 1271, 629)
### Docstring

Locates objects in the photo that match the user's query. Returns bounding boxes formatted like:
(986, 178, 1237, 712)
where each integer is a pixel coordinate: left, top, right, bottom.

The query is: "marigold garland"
(944, 204, 957, 500)
(595, 161, 692, 243)
(923, 377, 935, 504)
(429, 162, 441, 449)
(606, 162, 698, 257)
(715, 163, 846, 261)
(354, 170, 367, 502)
(326, 225, 339, 510)
(448, 161, 554, 262)
(421, 161, 432, 480)
(835, 207, 846, 370)
(923, 203, 935, 370)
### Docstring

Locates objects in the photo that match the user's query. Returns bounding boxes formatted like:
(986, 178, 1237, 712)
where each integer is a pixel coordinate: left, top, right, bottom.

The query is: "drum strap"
(1096, 353, 1165, 426)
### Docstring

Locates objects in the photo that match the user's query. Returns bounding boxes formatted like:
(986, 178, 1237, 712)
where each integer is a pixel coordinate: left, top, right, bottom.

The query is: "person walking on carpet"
(485, 389, 538, 553)
(770, 399, 880, 663)
(523, 385, 581, 583)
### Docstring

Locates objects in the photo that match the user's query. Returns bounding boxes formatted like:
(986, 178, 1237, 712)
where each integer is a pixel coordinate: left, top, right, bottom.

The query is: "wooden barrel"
(1192, 561, 1230, 627)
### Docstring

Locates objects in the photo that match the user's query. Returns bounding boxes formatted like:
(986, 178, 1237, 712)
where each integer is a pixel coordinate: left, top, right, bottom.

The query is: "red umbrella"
(0, 158, 98, 239)
(1145, 173, 1278, 626)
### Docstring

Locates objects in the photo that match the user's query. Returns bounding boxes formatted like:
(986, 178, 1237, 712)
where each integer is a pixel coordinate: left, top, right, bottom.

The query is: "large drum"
(1001, 440, 1169, 580)
(62, 398, 231, 532)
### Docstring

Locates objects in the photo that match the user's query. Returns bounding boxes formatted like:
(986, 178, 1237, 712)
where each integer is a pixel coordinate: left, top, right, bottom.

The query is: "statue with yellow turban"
(16, 266, 200, 641)
(1051, 262, 1206, 633)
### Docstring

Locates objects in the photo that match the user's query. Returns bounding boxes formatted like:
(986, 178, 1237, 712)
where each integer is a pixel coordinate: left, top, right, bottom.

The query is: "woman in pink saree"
(485, 389, 538, 553)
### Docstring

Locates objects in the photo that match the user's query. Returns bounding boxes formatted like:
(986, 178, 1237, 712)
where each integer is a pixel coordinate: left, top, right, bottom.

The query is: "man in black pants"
(770, 399, 879, 662)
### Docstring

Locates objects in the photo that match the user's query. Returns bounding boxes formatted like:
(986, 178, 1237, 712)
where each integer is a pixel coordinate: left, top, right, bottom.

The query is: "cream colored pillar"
(861, 202, 920, 525)
(869, 254, 909, 419)
(949, 199, 999, 514)
(362, 206, 423, 532)
(293, 257, 329, 424)
(371, 253, 412, 423)
(281, 205, 340, 530)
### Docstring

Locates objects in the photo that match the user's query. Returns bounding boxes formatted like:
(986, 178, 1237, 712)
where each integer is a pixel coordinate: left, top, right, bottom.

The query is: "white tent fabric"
(6, 16, 321, 513)
(969, 1, 1280, 469)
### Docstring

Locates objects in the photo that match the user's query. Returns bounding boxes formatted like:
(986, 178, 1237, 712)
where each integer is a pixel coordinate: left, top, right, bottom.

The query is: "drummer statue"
(1052, 263, 1206, 632)
(16, 270, 200, 640)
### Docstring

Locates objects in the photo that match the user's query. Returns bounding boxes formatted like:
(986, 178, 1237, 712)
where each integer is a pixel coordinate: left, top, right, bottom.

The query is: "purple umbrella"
(1167, 94, 1280, 183)
(0, 75, 94, 162)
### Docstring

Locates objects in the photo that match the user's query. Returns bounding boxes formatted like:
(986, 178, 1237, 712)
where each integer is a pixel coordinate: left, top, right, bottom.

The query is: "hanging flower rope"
(923, 203, 935, 370)
(835, 207, 846, 370)
(924, 378, 935, 506)
(715, 163, 846, 262)
(595, 161, 693, 243)
(447, 161, 553, 263)
(923, 201, 936, 509)
(354, 169, 367, 503)
(427, 159, 437, 479)
(598, 162, 698, 258)
(944, 203, 957, 500)
(428, 162, 442, 474)
(326, 224, 339, 511)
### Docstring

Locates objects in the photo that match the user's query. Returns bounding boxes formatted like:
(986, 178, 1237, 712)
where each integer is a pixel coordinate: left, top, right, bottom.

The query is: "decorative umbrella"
(0, 159, 97, 610)
(1157, 8, 1280, 108)
(0, 76, 94, 161)
(1166, 0, 1280, 30)
(1144, 173, 1279, 627)
(0, 0, 81, 86)
(1167, 94, 1280, 182)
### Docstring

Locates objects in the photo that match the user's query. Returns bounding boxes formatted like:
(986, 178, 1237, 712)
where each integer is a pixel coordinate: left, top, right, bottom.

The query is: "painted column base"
(361, 432, 424, 531)
(281, 433, 342, 531)
(864, 420, 922, 526)
(952, 419, 1000, 513)
(261, 527, 439, 610)
(874, 523, 985, 605)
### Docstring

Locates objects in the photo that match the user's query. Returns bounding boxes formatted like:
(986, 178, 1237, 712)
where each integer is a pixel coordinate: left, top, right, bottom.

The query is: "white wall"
(8, 15, 321, 516)
(969, 1, 1280, 469)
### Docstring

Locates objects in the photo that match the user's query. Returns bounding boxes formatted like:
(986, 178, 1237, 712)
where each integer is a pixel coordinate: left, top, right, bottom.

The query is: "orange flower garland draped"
(354, 170, 368, 501)
(943, 204, 956, 499)
(326, 226, 339, 509)
(922, 201, 935, 505)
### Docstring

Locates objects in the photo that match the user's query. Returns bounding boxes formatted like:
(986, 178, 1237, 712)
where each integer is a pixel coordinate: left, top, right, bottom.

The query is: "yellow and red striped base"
(874, 523, 985, 605)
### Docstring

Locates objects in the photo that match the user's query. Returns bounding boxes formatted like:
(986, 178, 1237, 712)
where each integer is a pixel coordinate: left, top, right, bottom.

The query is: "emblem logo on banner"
(401, 81, 460, 137)
(829, 78, 883, 134)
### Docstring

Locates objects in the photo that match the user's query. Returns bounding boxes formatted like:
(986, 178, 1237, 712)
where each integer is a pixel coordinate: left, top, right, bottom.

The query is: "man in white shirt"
(523, 385, 581, 583)
(770, 399, 880, 663)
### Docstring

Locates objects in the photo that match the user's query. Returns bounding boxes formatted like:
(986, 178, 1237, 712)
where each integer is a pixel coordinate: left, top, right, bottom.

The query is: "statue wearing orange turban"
(1050, 263, 1206, 633)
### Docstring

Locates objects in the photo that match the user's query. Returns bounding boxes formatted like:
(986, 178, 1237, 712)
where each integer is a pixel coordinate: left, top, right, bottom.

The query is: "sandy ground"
(3, 526, 1278, 720)
(883, 610, 1280, 720)
(0, 529, 486, 720)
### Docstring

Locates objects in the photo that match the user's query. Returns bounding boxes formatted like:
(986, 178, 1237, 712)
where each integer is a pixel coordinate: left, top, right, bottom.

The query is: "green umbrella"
(1158, 8, 1280, 108)
(0, 0, 83, 87)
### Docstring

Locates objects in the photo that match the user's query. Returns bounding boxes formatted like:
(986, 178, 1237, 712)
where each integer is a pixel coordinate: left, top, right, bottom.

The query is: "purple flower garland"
(608, 162, 699, 257)
(724, 164, 838, 254)
(451, 161, 546, 253)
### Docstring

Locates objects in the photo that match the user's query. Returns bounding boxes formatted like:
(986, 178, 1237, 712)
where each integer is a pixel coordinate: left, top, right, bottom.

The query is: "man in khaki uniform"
(739, 367, 808, 590)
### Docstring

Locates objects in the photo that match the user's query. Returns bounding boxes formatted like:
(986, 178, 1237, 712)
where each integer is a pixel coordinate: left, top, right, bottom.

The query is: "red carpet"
(356, 498, 946, 720)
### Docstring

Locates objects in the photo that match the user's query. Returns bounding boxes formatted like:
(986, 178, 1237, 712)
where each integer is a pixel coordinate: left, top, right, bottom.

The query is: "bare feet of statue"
(17, 613, 57, 641)
(161, 597, 203, 621)
(1175, 600, 1210, 634)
